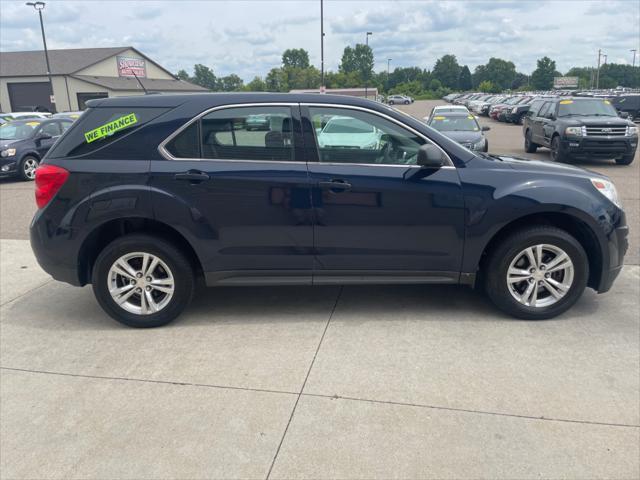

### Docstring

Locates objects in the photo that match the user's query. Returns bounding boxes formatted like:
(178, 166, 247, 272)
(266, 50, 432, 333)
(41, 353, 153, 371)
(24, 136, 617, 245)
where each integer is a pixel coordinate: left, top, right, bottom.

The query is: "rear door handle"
(174, 170, 210, 183)
(318, 179, 352, 192)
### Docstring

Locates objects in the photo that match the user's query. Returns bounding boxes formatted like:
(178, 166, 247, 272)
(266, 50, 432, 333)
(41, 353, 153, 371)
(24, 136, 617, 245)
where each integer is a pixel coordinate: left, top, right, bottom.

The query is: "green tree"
(192, 64, 218, 90)
(530, 56, 557, 90)
(511, 72, 529, 90)
(265, 67, 288, 91)
(432, 54, 461, 89)
(458, 65, 472, 90)
(282, 48, 310, 69)
(219, 74, 244, 91)
(478, 80, 499, 93)
(245, 76, 267, 91)
(429, 78, 442, 91)
(339, 44, 374, 82)
(175, 69, 190, 81)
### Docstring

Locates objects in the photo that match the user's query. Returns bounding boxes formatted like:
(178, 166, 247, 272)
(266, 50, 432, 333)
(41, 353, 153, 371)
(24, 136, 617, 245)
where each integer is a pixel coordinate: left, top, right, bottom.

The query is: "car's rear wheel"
(484, 226, 588, 320)
(388, 100, 395, 105)
(404, 100, 410, 105)
(19, 156, 39, 181)
(524, 130, 538, 153)
(92, 234, 194, 327)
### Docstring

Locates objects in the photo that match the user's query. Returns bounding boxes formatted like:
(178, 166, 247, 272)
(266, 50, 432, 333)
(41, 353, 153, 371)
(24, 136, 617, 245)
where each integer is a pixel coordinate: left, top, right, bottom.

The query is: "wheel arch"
(478, 211, 603, 290)
(77, 217, 203, 285)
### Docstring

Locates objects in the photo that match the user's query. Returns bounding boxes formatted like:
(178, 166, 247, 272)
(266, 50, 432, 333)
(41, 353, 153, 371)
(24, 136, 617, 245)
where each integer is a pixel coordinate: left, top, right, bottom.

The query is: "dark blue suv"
(30, 93, 628, 327)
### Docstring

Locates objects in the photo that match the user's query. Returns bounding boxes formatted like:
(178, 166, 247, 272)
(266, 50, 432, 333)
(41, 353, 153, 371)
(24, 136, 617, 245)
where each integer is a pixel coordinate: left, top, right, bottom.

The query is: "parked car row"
(0, 111, 83, 180)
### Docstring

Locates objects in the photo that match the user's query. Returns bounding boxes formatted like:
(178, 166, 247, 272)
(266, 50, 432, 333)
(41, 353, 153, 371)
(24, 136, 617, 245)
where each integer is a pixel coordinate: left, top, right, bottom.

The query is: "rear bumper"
(562, 136, 638, 159)
(30, 213, 83, 286)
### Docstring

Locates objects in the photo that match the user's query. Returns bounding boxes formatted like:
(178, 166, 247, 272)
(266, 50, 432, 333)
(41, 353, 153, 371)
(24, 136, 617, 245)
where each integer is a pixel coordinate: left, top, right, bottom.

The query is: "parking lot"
(1, 99, 638, 479)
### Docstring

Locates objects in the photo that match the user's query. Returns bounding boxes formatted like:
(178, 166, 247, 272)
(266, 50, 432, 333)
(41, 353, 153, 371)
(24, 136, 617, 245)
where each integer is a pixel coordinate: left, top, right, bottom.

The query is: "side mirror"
(545, 112, 556, 120)
(619, 111, 629, 119)
(37, 132, 52, 140)
(481, 126, 490, 132)
(417, 144, 445, 168)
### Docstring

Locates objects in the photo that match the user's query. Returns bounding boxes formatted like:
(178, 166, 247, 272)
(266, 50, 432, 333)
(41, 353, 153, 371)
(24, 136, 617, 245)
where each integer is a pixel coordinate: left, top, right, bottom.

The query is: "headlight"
(565, 126, 584, 136)
(472, 138, 486, 150)
(511, 107, 518, 114)
(591, 178, 622, 208)
(627, 126, 638, 136)
(0, 148, 16, 157)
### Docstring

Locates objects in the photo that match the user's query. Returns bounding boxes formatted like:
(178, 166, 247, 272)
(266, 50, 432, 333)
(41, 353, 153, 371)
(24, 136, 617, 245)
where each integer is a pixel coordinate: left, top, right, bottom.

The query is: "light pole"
(320, 0, 325, 92)
(386, 58, 392, 93)
(596, 49, 606, 90)
(26, 1, 55, 112)
(364, 31, 372, 99)
(631, 49, 637, 68)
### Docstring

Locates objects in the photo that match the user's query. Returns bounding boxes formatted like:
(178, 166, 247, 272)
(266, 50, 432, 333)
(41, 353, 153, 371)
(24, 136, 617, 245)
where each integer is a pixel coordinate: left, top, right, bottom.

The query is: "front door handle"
(174, 170, 210, 183)
(318, 179, 352, 192)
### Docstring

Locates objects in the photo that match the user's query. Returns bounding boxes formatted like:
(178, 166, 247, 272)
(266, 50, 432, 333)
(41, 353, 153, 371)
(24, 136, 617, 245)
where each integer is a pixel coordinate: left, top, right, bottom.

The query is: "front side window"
(166, 106, 295, 162)
(309, 107, 426, 166)
(40, 122, 61, 137)
(0, 121, 40, 140)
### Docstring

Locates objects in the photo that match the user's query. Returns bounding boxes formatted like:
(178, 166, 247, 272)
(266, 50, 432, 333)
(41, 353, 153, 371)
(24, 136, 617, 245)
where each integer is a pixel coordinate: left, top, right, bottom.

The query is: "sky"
(1, 0, 639, 81)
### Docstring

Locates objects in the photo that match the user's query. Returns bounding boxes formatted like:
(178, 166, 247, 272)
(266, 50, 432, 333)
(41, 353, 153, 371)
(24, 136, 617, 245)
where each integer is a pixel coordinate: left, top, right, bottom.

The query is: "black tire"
(18, 155, 39, 181)
(550, 135, 567, 163)
(615, 153, 635, 165)
(484, 226, 588, 320)
(524, 129, 538, 153)
(483, 140, 489, 153)
(404, 100, 410, 105)
(388, 100, 395, 105)
(92, 234, 195, 327)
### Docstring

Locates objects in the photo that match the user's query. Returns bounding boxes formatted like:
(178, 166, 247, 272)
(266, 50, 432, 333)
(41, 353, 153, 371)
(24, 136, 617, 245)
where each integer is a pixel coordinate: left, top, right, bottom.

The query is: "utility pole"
(364, 31, 372, 99)
(596, 49, 605, 90)
(320, 0, 325, 93)
(26, 1, 55, 112)
(387, 58, 392, 92)
(631, 49, 637, 68)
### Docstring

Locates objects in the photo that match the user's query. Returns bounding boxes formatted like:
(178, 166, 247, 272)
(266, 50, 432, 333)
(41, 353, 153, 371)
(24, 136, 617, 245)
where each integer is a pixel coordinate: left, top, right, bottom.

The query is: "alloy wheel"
(107, 252, 175, 315)
(23, 158, 38, 179)
(506, 244, 574, 308)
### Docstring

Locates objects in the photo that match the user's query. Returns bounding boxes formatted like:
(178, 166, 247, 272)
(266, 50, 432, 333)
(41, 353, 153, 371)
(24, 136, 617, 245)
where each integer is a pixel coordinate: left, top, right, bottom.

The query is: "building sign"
(117, 56, 146, 78)
(553, 76, 579, 89)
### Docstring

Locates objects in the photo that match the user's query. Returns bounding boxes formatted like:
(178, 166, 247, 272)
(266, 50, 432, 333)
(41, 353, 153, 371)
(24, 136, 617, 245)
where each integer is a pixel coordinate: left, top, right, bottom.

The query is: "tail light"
(35, 164, 69, 209)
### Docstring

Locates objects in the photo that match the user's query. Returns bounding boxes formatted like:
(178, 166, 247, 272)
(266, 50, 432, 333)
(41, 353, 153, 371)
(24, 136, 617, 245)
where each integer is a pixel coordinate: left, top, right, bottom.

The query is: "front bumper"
(562, 135, 638, 159)
(0, 157, 18, 177)
(598, 222, 629, 293)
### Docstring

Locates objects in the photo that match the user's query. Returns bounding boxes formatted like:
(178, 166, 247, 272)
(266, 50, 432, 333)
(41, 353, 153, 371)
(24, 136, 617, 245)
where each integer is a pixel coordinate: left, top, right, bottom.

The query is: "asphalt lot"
(1, 99, 639, 479)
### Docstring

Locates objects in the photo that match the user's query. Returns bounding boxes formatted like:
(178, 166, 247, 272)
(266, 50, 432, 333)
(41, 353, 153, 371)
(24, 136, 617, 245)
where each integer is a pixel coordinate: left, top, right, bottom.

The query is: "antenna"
(131, 70, 148, 94)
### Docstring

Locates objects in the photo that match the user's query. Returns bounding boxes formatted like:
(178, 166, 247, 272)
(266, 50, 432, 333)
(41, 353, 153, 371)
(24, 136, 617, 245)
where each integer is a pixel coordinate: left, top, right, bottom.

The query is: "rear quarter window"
(47, 106, 169, 158)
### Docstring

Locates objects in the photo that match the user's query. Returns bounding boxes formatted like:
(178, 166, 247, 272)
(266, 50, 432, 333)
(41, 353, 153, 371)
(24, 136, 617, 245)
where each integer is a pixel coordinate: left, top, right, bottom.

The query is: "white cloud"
(0, 0, 638, 80)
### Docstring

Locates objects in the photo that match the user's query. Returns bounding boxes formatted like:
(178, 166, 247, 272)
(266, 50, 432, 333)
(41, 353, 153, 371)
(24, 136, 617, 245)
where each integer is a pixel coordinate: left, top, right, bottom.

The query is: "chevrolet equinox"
(30, 93, 629, 327)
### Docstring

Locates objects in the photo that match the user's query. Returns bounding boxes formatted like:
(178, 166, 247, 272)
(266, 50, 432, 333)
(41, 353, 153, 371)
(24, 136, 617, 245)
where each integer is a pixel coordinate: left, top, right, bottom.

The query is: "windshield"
(323, 117, 375, 134)
(558, 99, 618, 117)
(0, 122, 39, 140)
(430, 115, 480, 132)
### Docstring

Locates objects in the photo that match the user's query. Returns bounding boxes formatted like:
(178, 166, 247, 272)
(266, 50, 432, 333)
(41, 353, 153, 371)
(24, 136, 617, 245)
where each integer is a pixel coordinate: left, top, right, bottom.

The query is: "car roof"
(87, 92, 408, 109)
(3, 118, 45, 125)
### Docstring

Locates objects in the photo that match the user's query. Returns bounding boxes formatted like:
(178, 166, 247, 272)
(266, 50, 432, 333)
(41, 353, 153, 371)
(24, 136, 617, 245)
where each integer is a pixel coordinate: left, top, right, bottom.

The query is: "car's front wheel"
(19, 156, 39, 181)
(524, 130, 538, 153)
(92, 234, 194, 327)
(550, 135, 567, 162)
(484, 226, 588, 320)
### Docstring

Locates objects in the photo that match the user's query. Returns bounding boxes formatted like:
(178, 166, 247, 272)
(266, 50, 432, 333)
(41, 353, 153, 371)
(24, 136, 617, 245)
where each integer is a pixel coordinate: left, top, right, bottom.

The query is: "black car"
(427, 111, 490, 152)
(608, 94, 640, 123)
(0, 118, 72, 180)
(523, 97, 638, 164)
(30, 93, 628, 327)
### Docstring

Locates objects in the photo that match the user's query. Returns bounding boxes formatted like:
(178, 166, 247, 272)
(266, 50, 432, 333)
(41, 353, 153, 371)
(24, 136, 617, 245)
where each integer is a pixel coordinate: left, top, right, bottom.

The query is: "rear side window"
(47, 107, 169, 158)
(165, 106, 295, 162)
(528, 100, 544, 116)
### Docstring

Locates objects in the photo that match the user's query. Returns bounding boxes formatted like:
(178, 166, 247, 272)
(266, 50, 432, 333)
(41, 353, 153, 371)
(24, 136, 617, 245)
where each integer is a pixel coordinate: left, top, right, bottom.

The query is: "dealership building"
(0, 46, 207, 113)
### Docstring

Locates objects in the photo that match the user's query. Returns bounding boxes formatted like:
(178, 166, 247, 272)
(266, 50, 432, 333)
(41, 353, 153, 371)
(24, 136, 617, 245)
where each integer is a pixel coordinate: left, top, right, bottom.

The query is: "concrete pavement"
(1, 239, 638, 479)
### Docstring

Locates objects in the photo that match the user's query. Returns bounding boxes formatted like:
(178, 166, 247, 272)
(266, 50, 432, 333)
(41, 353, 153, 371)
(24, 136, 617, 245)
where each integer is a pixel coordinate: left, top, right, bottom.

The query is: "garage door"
(8, 82, 54, 112)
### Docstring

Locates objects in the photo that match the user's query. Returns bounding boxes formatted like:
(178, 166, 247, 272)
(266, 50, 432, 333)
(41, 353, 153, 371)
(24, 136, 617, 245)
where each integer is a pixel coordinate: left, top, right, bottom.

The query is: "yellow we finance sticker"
(84, 113, 137, 143)
(434, 116, 446, 120)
